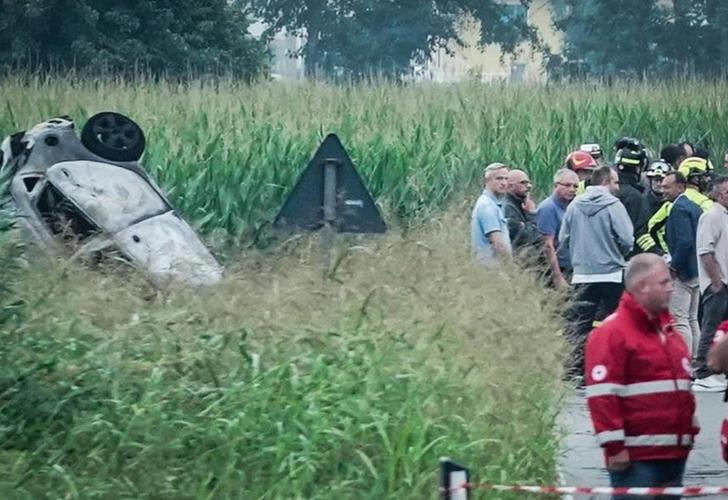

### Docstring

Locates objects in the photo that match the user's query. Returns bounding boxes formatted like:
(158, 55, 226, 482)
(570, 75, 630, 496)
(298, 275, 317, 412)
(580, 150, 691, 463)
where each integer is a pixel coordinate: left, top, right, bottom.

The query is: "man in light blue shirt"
(471, 162, 512, 265)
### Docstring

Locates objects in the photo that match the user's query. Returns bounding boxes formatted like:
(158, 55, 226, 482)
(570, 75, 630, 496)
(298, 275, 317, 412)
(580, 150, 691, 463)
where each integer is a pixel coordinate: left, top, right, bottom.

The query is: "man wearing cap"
(471, 163, 512, 266)
(585, 254, 699, 497)
(565, 150, 598, 194)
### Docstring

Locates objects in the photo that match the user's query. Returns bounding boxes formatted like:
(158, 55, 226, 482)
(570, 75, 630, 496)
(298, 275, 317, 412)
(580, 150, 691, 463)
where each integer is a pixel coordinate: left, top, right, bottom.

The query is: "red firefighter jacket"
(585, 292, 699, 463)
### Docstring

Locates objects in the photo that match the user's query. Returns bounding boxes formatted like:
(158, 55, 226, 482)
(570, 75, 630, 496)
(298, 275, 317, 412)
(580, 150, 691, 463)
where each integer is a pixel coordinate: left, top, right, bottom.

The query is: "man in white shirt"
(694, 175, 728, 391)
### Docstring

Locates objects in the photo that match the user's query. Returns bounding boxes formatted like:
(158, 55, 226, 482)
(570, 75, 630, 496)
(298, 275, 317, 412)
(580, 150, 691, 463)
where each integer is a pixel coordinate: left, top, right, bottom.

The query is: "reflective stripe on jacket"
(637, 199, 671, 254)
(585, 292, 699, 463)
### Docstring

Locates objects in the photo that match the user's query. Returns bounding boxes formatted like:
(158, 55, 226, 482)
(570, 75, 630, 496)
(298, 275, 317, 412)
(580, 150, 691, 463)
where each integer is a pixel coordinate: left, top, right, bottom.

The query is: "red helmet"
(564, 150, 598, 171)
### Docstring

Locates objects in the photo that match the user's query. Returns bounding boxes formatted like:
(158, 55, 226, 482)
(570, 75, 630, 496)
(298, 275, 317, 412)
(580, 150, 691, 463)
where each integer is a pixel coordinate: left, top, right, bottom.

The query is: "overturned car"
(0, 113, 222, 286)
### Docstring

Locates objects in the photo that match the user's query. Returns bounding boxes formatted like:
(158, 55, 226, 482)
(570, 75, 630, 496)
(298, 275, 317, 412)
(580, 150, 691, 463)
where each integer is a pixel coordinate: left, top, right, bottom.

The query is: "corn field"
(0, 76, 725, 498)
(1, 76, 727, 245)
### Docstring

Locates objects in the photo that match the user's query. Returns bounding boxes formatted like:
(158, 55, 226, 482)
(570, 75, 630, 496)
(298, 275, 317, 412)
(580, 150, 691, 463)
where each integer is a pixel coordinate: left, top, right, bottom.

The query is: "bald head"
(625, 254, 664, 291)
(508, 169, 532, 198)
(624, 254, 674, 316)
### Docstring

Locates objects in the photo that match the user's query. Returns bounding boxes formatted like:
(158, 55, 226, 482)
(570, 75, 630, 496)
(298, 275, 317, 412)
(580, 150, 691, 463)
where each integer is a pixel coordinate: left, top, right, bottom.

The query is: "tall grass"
(0, 212, 565, 498)
(1, 75, 722, 497)
(1, 75, 727, 245)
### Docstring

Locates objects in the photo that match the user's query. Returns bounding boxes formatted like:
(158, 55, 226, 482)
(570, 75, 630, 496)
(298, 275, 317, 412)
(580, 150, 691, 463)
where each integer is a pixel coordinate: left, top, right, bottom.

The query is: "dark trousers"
(695, 286, 728, 378)
(608, 458, 686, 499)
(565, 282, 624, 377)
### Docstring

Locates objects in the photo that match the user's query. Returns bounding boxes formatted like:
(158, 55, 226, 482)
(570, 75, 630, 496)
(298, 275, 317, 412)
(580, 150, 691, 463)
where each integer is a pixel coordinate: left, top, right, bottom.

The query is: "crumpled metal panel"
(114, 211, 223, 287)
(1, 116, 223, 286)
(46, 160, 168, 233)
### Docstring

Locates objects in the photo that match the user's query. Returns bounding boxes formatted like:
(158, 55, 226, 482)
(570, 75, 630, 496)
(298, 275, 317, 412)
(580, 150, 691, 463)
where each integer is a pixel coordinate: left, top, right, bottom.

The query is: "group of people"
(471, 139, 728, 497)
(471, 138, 727, 391)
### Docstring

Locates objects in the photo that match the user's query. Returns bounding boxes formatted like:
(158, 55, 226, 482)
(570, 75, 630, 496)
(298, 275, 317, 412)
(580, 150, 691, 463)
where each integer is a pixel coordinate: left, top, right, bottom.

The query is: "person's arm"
(585, 327, 628, 471)
(522, 194, 537, 215)
(488, 231, 511, 259)
(538, 203, 567, 288)
(697, 212, 725, 293)
(502, 201, 523, 245)
(701, 253, 724, 293)
(475, 201, 510, 260)
(542, 235, 566, 288)
(610, 202, 635, 256)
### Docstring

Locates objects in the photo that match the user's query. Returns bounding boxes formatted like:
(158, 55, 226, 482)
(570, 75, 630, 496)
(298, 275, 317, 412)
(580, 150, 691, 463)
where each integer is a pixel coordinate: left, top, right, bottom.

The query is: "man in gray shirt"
(694, 175, 728, 391)
(559, 166, 634, 378)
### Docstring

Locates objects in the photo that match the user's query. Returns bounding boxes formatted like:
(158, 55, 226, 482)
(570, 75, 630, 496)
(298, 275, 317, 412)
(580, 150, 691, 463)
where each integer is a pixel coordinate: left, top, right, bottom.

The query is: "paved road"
(558, 390, 728, 498)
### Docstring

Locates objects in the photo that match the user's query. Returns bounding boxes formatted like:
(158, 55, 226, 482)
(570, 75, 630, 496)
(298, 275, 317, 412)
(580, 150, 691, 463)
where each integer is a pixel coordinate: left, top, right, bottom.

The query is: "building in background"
(248, 22, 306, 81)
(251, 0, 561, 83)
(422, 0, 561, 83)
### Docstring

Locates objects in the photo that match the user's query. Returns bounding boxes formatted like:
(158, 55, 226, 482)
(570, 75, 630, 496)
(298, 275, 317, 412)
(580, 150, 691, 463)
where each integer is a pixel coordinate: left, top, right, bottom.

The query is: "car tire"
(81, 112, 145, 162)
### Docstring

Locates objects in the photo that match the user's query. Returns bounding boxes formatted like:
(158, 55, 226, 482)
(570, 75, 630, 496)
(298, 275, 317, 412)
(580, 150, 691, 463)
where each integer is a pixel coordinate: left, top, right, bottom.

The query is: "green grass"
(3, 75, 724, 497)
(1, 214, 565, 498)
(1, 76, 727, 246)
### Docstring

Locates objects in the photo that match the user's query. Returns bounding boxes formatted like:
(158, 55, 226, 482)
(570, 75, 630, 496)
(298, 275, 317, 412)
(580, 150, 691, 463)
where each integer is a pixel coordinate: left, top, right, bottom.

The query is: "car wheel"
(81, 112, 145, 162)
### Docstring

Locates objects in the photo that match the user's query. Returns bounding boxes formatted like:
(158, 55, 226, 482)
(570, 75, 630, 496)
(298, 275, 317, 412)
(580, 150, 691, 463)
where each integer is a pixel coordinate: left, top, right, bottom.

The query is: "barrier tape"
(442, 482, 728, 497)
(439, 459, 728, 498)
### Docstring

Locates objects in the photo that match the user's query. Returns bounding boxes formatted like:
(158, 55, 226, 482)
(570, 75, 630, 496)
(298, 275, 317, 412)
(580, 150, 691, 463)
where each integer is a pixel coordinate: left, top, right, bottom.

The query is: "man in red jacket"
(585, 253, 699, 499)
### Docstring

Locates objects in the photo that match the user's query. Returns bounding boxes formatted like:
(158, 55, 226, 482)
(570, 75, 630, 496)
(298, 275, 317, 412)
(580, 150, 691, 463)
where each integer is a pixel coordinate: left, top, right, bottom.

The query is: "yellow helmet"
(677, 156, 713, 178)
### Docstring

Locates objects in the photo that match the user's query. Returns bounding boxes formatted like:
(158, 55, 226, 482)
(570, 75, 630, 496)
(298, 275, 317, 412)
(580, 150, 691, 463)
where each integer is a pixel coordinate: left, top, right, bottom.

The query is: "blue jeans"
(608, 458, 687, 499)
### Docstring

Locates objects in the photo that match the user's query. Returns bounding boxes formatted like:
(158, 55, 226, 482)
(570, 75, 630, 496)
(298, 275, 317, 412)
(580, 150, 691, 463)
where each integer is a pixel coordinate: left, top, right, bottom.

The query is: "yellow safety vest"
(684, 188, 713, 211)
(637, 189, 711, 254)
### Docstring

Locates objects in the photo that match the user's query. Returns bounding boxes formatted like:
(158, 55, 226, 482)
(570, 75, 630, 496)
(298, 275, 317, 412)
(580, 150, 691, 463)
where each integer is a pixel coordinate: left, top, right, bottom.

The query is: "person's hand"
(554, 275, 569, 290)
(522, 196, 537, 214)
(606, 449, 630, 472)
(709, 330, 728, 373)
(711, 281, 725, 294)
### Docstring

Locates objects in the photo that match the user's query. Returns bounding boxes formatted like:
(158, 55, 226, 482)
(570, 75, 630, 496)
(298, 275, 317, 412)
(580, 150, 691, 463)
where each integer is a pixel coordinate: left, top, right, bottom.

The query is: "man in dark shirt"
(614, 146, 651, 254)
(503, 169, 540, 260)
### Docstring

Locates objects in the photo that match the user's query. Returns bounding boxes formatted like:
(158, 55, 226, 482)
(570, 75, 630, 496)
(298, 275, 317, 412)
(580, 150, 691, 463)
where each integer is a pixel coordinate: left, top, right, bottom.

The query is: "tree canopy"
(550, 0, 728, 79)
(250, 0, 538, 79)
(0, 0, 267, 79)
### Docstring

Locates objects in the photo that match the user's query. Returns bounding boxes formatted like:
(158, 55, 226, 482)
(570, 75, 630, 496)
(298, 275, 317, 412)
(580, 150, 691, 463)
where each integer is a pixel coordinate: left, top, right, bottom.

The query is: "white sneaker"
(692, 375, 728, 392)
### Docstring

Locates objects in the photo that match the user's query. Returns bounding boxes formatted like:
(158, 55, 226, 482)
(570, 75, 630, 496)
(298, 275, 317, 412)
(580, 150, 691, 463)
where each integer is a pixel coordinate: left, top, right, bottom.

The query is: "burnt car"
(0, 113, 222, 286)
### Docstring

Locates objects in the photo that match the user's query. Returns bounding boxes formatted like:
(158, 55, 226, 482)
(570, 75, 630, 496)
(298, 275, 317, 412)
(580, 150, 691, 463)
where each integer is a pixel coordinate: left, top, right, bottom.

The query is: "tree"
(660, 0, 728, 78)
(549, 0, 667, 80)
(249, 0, 539, 79)
(548, 0, 728, 80)
(0, 0, 267, 79)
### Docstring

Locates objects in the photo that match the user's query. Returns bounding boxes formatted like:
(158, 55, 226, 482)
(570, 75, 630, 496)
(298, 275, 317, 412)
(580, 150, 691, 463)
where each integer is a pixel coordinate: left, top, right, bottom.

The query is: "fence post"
(320, 158, 339, 278)
(440, 457, 470, 500)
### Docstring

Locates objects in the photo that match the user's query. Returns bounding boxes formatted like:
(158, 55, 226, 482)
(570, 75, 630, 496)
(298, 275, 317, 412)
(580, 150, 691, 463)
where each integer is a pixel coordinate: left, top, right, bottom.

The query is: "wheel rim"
(91, 114, 140, 151)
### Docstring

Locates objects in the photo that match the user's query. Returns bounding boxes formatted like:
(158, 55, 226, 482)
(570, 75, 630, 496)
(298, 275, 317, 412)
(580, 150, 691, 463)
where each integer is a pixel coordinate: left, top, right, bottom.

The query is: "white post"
(440, 457, 470, 500)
